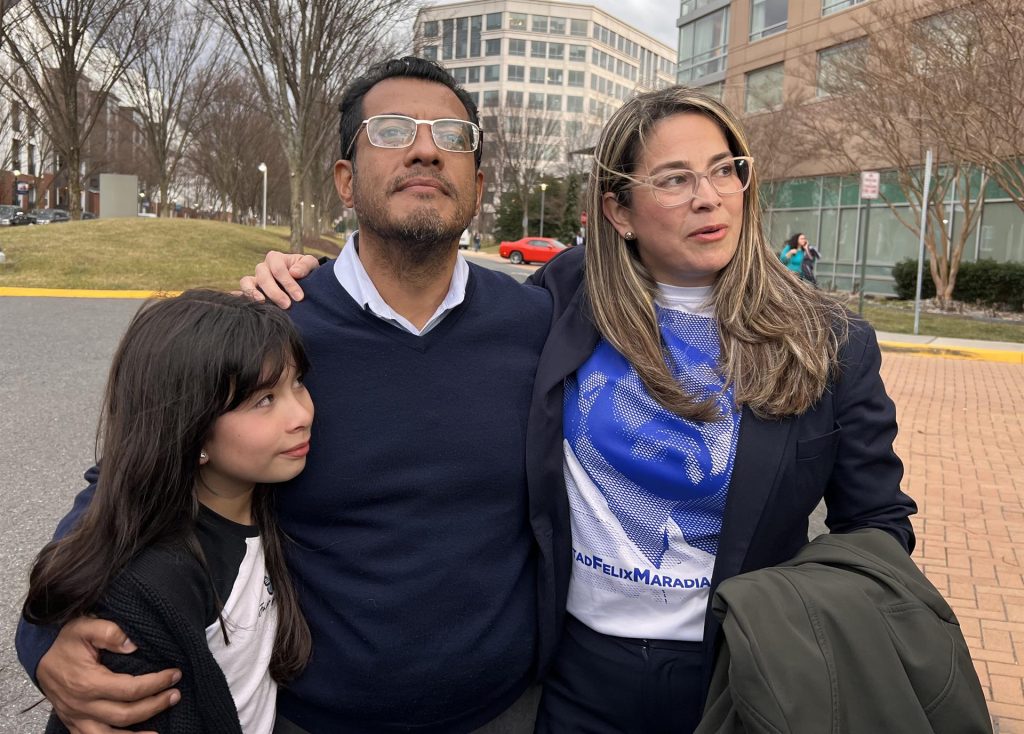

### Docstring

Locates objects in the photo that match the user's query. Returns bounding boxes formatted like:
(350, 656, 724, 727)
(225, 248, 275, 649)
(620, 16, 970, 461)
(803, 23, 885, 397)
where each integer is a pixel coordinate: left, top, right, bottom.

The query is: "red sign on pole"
(580, 210, 587, 225)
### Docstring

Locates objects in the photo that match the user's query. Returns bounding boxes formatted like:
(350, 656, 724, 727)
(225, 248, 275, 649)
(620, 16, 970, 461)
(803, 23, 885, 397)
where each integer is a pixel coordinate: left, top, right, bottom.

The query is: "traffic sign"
(860, 171, 880, 199)
(16, 182, 29, 193)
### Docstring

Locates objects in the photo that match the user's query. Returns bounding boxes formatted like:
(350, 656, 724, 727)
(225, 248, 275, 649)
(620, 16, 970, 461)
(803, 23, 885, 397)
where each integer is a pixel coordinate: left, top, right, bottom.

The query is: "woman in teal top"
(780, 232, 807, 275)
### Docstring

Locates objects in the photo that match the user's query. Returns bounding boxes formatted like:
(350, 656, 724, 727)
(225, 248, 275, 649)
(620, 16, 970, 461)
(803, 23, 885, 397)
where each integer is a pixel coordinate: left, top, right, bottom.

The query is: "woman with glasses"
(526, 85, 915, 732)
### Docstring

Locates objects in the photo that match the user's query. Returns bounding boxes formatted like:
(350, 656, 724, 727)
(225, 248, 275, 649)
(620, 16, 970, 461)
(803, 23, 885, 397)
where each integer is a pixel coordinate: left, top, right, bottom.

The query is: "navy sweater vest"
(277, 263, 551, 733)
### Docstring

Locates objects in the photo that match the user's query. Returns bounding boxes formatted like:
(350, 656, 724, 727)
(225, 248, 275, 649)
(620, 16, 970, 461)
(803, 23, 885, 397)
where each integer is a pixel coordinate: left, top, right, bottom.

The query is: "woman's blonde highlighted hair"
(585, 86, 849, 420)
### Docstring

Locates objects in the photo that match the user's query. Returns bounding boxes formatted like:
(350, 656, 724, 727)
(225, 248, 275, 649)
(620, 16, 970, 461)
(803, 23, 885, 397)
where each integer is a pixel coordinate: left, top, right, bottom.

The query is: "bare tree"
(0, 0, 153, 218)
(0, 95, 16, 200)
(922, 0, 1024, 213)
(786, 1, 993, 309)
(481, 102, 570, 238)
(119, 0, 228, 216)
(201, 0, 411, 252)
(189, 73, 287, 223)
(742, 99, 809, 231)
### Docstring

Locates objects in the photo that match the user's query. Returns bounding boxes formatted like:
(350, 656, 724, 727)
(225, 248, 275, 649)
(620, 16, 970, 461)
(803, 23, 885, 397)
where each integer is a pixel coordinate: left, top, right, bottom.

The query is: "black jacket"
(696, 529, 990, 733)
(45, 545, 243, 734)
(526, 246, 917, 688)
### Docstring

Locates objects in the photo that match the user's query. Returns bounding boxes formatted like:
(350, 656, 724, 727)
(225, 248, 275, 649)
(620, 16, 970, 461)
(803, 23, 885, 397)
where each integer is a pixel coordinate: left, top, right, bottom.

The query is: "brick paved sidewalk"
(881, 353, 1024, 732)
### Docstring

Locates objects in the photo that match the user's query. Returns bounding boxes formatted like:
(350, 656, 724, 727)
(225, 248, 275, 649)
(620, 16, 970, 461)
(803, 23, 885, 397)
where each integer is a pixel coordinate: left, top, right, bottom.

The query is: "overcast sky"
(427, 0, 680, 49)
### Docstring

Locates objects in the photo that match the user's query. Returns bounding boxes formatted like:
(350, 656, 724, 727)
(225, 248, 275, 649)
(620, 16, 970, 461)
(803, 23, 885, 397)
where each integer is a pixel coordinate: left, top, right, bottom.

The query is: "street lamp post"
(258, 162, 267, 229)
(539, 182, 547, 238)
(12, 168, 20, 208)
(300, 200, 304, 233)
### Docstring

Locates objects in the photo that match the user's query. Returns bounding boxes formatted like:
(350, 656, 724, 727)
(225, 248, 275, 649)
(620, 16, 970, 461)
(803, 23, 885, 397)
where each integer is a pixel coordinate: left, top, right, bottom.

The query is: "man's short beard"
(364, 205, 466, 269)
(354, 181, 473, 274)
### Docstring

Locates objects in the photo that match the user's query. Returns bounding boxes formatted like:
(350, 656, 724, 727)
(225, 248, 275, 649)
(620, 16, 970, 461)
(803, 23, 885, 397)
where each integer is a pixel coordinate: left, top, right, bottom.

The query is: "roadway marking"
(878, 341, 1024, 365)
(0, 287, 179, 299)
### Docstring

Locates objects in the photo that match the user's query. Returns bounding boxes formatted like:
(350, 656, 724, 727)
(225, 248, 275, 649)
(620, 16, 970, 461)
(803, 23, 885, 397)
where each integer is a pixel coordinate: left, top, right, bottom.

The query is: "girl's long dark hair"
(23, 290, 312, 683)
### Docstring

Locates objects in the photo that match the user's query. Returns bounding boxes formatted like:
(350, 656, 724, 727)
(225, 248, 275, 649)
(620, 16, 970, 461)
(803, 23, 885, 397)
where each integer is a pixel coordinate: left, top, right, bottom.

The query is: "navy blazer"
(525, 246, 917, 689)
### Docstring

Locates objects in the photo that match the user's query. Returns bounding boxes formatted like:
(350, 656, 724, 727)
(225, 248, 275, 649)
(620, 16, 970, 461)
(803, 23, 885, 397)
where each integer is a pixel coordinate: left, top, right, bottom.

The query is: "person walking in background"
(473, 230, 481, 251)
(780, 232, 807, 277)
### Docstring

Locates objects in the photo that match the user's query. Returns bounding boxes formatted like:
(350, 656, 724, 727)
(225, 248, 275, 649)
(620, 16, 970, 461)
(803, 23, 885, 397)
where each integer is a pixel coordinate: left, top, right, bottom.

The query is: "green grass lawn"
(0, 218, 336, 291)
(860, 301, 1024, 343)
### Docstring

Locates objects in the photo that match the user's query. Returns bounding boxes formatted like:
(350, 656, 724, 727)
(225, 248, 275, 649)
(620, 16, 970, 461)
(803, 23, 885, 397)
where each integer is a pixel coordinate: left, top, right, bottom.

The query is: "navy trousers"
(535, 616, 705, 734)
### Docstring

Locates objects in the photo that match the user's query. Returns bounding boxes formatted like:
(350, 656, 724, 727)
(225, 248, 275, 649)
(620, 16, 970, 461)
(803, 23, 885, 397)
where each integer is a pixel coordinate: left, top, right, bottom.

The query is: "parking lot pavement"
(880, 352, 1024, 731)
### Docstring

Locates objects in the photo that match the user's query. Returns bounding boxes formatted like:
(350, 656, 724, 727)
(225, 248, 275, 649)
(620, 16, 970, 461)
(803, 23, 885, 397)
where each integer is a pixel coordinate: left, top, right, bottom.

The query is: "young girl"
(22, 289, 313, 734)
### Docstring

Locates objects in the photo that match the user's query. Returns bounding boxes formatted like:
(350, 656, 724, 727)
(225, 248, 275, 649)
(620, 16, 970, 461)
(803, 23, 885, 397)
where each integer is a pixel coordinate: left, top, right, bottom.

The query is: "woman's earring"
(199, 450, 209, 464)
(623, 231, 636, 241)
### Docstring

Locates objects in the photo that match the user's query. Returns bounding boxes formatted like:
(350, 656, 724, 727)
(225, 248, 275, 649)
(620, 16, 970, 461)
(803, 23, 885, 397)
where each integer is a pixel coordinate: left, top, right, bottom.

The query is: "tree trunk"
(289, 170, 303, 254)
(159, 180, 170, 217)
(520, 186, 528, 238)
(66, 149, 82, 219)
(928, 256, 952, 311)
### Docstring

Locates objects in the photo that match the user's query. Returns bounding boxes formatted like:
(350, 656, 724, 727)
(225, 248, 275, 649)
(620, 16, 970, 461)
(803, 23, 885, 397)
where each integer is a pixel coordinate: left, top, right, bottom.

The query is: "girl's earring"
(623, 231, 636, 241)
(199, 450, 209, 464)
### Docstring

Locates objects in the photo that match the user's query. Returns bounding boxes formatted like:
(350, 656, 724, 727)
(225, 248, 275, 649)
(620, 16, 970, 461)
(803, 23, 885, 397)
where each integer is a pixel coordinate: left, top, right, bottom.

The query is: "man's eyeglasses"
(345, 115, 481, 157)
(630, 156, 753, 208)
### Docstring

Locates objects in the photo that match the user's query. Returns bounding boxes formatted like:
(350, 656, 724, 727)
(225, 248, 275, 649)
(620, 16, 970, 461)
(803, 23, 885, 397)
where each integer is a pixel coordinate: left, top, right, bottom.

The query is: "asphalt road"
(1, 297, 143, 732)
(462, 250, 536, 281)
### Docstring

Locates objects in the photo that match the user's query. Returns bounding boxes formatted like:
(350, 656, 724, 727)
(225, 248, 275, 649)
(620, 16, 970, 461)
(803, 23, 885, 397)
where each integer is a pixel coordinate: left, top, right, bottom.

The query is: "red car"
(498, 237, 567, 265)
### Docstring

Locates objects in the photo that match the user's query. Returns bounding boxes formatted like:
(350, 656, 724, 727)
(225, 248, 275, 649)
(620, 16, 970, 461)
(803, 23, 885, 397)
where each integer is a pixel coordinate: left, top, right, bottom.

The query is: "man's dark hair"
(338, 56, 482, 169)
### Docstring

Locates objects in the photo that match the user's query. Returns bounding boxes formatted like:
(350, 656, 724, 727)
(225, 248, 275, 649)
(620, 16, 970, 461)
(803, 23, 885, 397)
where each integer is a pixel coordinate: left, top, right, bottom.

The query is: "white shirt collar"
(332, 231, 469, 336)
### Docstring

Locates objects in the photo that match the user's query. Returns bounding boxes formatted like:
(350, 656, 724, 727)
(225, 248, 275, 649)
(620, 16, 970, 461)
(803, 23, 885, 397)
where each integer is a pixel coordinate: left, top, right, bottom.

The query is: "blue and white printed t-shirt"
(564, 283, 740, 641)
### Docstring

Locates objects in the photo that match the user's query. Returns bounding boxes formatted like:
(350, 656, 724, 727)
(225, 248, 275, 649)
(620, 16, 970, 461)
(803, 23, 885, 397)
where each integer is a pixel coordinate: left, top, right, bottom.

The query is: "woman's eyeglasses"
(631, 156, 753, 208)
(345, 115, 481, 157)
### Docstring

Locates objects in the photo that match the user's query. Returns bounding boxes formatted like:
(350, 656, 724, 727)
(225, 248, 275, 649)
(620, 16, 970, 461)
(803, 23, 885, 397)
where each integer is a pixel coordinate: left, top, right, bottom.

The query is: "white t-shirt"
(563, 284, 740, 640)
(202, 513, 278, 734)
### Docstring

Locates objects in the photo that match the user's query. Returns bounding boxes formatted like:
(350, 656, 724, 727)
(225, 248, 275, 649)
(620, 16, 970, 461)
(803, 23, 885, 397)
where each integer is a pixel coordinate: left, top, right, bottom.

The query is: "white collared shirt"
(332, 231, 469, 336)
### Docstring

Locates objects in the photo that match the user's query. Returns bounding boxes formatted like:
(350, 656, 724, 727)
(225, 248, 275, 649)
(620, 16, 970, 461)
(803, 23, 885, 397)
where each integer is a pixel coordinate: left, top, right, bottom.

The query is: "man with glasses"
(17, 57, 559, 734)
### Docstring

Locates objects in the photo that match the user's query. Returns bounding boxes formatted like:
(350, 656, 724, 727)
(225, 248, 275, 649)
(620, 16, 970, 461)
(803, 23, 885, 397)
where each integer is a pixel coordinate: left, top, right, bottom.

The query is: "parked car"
(459, 229, 471, 249)
(0, 205, 35, 226)
(82, 211, 97, 220)
(31, 208, 70, 224)
(498, 236, 567, 265)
